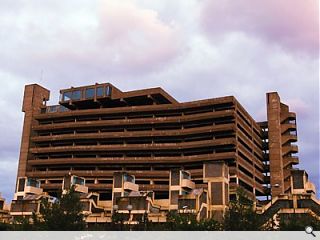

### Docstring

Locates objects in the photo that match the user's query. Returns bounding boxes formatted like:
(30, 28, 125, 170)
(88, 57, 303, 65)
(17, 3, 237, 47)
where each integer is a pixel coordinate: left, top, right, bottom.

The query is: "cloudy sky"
(0, 0, 319, 201)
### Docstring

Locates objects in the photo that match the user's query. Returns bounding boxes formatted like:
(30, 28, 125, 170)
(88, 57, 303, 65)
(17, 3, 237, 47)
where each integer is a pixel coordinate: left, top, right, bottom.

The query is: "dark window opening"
(99, 192, 112, 200)
(214, 102, 234, 111)
(75, 141, 97, 146)
(184, 121, 213, 129)
(238, 151, 253, 165)
(52, 117, 75, 123)
(47, 192, 59, 198)
(126, 138, 152, 144)
(230, 194, 237, 201)
(49, 179, 63, 184)
(124, 166, 151, 171)
(51, 141, 73, 147)
(215, 130, 235, 139)
(155, 112, 181, 117)
(154, 191, 169, 199)
(239, 180, 253, 192)
(135, 180, 150, 184)
(237, 110, 251, 127)
(153, 181, 169, 185)
(184, 165, 202, 170)
(48, 167, 71, 171)
(154, 152, 182, 157)
(126, 152, 152, 157)
(52, 130, 74, 135)
(154, 124, 181, 130)
(99, 153, 124, 158)
(237, 123, 253, 140)
(73, 166, 96, 171)
(215, 145, 235, 153)
(238, 137, 253, 153)
(194, 180, 203, 184)
(77, 116, 99, 121)
(239, 165, 254, 178)
(184, 106, 214, 115)
(73, 154, 97, 158)
(101, 127, 124, 132)
(18, 179, 25, 192)
(98, 179, 113, 184)
(101, 115, 125, 120)
(230, 177, 237, 183)
(154, 138, 182, 144)
(98, 166, 122, 171)
(184, 148, 214, 156)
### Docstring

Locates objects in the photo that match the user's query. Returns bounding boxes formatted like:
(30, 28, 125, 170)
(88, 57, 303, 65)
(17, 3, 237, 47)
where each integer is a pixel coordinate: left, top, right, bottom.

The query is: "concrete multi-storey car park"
(10, 83, 319, 224)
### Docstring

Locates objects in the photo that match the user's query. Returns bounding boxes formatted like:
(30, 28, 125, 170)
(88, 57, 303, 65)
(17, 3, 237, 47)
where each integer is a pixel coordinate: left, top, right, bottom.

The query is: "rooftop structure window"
(46, 105, 70, 113)
(85, 88, 95, 99)
(97, 87, 104, 97)
(106, 86, 112, 96)
(59, 105, 69, 112)
(72, 90, 82, 100)
(62, 91, 72, 101)
(47, 105, 58, 113)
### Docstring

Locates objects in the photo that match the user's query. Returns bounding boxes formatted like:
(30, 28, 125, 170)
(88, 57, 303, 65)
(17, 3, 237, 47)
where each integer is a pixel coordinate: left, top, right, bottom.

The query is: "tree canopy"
(33, 187, 85, 231)
(223, 188, 264, 230)
(279, 213, 320, 231)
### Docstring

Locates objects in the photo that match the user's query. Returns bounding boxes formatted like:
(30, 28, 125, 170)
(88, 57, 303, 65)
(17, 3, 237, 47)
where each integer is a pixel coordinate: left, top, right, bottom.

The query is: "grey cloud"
(0, 0, 318, 201)
(0, 158, 18, 201)
(200, 0, 319, 56)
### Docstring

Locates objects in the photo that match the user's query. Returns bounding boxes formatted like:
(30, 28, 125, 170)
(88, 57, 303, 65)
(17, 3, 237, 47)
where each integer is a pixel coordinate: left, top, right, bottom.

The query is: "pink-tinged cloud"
(0, 1, 183, 79)
(286, 98, 312, 118)
(96, 1, 182, 71)
(200, 0, 319, 55)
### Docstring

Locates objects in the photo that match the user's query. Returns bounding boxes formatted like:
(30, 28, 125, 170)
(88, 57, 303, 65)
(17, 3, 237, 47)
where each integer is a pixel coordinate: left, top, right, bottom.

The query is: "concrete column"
(16, 84, 50, 183)
(266, 92, 284, 197)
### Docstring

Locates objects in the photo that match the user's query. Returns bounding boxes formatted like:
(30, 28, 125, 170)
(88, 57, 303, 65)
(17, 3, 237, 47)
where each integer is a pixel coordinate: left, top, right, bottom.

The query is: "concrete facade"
(11, 83, 319, 223)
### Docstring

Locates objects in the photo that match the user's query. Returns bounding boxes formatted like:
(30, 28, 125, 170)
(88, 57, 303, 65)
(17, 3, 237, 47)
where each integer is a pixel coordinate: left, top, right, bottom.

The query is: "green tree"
(279, 213, 320, 231)
(163, 211, 221, 231)
(111, 211, 128, 231)
(166, 211, 197, 230)
(33, 187, 86, 230)
(224, 188, 262, 230)
(12, 216, 33, 231)
(0, 222, 13, 231)
(196, 218, 223, 231)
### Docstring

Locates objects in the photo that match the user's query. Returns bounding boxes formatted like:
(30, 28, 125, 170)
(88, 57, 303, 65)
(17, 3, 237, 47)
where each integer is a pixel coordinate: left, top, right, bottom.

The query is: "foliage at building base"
(224, 188, 265, 231)
(32, 187, 86, 231)
(278, 213, 320, 231)
(3, 187, 319, 231)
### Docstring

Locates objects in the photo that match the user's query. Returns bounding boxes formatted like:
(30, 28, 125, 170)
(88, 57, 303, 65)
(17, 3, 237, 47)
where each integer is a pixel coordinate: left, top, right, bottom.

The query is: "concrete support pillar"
(203, 161, 229, 221)
(16, 84, 50, 185)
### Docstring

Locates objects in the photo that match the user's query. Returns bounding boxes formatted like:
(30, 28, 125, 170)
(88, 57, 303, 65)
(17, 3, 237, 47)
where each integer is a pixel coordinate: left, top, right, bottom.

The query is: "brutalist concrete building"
(11, 83, 319, 223)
